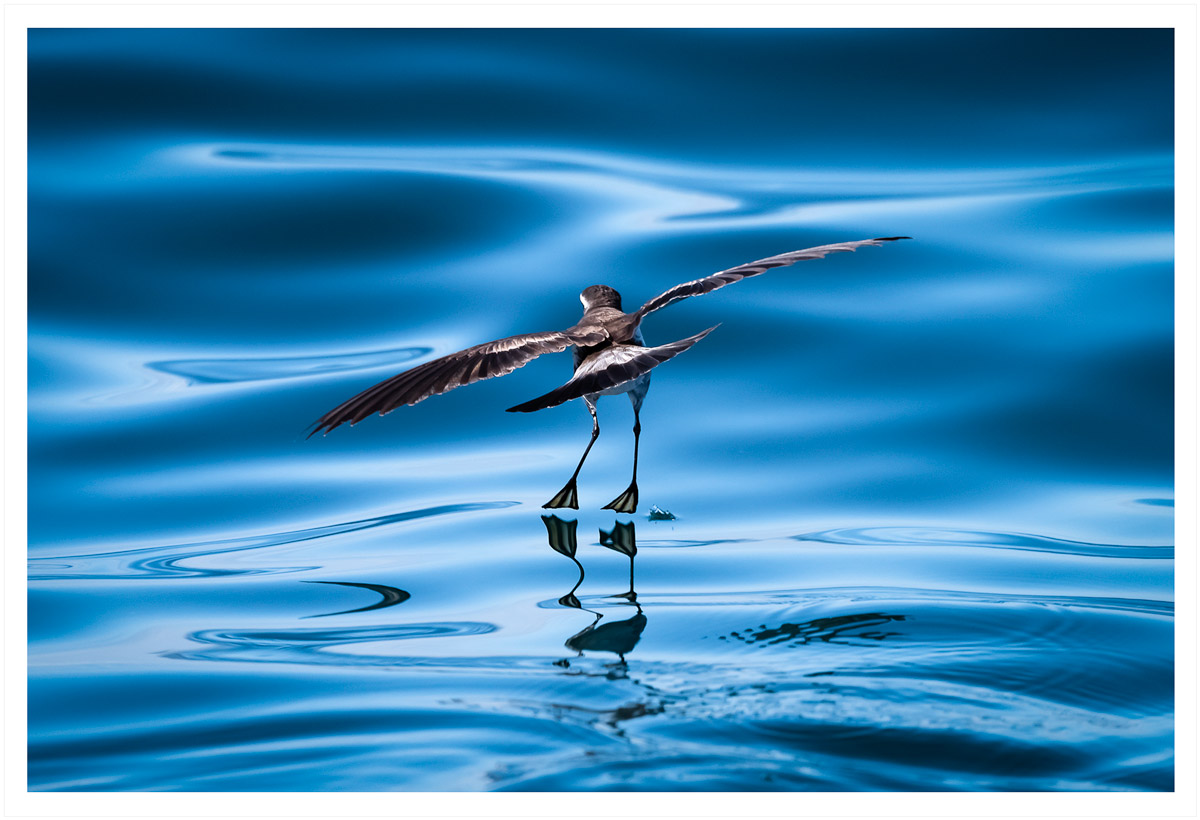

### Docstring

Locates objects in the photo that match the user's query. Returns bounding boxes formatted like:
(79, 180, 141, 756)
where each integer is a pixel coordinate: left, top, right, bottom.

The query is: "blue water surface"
(27, 28, 1174, 792)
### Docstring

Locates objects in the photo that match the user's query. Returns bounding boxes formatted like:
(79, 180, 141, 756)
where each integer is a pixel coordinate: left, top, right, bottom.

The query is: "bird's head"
(580, 285, 622, 311)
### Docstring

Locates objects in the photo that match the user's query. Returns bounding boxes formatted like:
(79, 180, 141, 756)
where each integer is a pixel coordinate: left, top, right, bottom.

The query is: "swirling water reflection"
(28, 29, 1172, 792)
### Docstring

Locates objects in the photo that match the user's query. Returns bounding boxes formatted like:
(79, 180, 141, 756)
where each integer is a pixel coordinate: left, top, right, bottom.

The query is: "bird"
(309, 236, 909, 513)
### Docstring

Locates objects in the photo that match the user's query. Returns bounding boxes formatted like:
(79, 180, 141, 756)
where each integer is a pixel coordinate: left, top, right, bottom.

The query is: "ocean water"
(27, 29, 1174, 791)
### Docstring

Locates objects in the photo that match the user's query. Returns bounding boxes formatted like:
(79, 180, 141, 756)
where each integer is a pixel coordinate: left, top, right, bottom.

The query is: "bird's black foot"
(543, 480, 579, 510)
(602, 482, 638, 514)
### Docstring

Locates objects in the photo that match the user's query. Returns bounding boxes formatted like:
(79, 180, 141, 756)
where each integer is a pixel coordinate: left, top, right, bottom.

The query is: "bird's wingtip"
(874, 235, 912, 242)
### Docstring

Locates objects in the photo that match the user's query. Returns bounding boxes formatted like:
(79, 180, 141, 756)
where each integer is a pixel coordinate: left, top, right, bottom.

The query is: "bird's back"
(572, 307, 642, 370)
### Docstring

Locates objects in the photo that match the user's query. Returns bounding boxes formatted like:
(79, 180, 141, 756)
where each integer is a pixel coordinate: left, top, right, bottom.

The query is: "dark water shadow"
(301, 580, 411, 618)
(719, 612, 907, 649)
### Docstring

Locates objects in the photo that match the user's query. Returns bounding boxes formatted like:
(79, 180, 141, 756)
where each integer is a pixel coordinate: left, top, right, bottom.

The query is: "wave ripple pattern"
(28, 29, 1173, 792)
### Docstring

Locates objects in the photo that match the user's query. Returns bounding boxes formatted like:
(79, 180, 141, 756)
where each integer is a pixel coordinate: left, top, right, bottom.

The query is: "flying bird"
(309, 236, 909, 513)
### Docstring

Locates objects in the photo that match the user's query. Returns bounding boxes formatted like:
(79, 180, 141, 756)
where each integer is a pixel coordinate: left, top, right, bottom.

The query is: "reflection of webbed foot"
(544, 480, 579, 510)
(602, 482, 638, 514)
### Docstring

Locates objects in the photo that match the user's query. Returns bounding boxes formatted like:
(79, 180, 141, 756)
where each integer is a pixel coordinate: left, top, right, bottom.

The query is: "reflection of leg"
(603, 401, 641, 514)
(599, 520, 637, 600)
(543, 514, 587, 607)
(557, 554, 585, 609)
(544, 399, 599, 510)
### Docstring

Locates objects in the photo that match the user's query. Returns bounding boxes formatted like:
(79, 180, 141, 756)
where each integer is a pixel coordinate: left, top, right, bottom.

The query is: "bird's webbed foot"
(602, 482, 639, 515)
(543, 480, 580, 510)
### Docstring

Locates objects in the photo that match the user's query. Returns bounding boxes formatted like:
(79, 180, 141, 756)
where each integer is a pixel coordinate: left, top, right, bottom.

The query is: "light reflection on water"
(28, 28, 1172, 791)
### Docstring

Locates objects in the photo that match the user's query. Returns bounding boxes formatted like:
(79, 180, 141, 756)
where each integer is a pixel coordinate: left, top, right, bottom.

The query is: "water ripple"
(182, 143, 1172, 238)
(148, 345, 432, 385)
(28, 502, 517, 580)
(165, 621, 498, 667)
(202, 143, 1171, 199)
(636, 526, 1171, 559)
(795, 526, 1173, 559)
(539, 585, 1172, 617)
(27, 28, 1174, 792)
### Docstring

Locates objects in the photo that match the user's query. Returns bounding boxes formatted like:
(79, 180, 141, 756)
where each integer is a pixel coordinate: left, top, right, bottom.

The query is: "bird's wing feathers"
(506, 325, 719, 413)
(309, 326, 608, 436)
(313, 237, 908, 434)
(635, 236, 909, 319)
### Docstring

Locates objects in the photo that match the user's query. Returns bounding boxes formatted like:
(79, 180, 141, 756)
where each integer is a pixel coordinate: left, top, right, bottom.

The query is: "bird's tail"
(506, 325, 719, 413)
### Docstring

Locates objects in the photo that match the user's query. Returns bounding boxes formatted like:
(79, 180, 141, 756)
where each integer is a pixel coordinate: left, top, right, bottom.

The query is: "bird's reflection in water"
(541, 514, 585, 609)
(598, 520, 637, 602)
(543, 515, 647, 671)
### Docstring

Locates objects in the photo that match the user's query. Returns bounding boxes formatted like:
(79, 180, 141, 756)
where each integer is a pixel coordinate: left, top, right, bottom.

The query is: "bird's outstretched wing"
(506, 326, 718, 413)
(635, 236, 909, 319)
(309, 327, 608, 436)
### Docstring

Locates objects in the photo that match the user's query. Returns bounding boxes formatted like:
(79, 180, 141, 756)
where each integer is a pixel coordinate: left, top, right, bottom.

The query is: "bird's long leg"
(544, 398, 599, 510)
(603, 394, 642, 514)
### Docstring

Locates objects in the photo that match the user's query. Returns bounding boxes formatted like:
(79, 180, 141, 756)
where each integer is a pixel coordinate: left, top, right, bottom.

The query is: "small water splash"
(647, 505, 676, 521)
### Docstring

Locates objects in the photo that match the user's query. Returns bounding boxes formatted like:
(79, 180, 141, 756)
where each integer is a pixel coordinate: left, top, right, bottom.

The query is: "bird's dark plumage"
(634, 236, 910, 319)
(308, 327, 607, 437)
(506, 325, 719, 413)
(310, 236, 907, 436)
(308, 235, 908, 511)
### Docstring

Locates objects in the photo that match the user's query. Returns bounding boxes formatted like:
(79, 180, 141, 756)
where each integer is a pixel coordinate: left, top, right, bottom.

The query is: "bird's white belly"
(591, 371, 650, 398)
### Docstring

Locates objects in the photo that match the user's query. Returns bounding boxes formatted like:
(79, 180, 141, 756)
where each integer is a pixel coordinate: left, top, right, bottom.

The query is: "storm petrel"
(309, 236, 908, 512)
